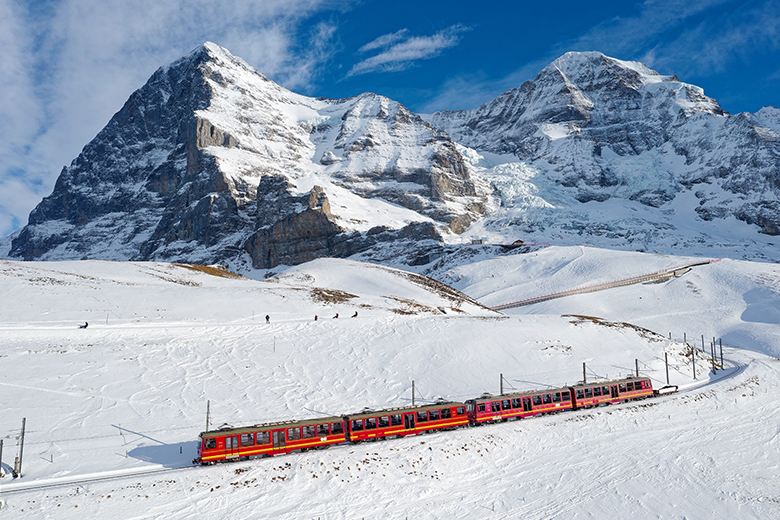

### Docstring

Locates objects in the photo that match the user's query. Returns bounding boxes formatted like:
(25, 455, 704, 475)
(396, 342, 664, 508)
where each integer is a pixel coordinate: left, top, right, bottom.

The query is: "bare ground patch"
(563, 314, 666, 342)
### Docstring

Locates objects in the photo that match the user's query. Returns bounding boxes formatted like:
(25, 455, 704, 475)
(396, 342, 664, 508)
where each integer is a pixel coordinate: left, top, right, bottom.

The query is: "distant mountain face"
(8, 46, 780, 268)
(428, 52, 780, 260)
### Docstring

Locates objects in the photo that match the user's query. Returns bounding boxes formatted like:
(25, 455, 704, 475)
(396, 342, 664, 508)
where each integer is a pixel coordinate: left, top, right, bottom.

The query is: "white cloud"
(0, 0, 347, 238)
(358, 29, 409, 53)
(348, 25, 470, 77)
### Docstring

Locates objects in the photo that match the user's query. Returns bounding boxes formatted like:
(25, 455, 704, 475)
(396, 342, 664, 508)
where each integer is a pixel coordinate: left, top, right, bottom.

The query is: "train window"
(619, 384, 627, 392)
(543, 394, 552, 404)
(584, 388, 593, 398)
(552, 393, 561, 403)
(533, 395, 542, 406)
(417, 411, 428, 422)
(302, 426, 316, 439)
(379, 416, 390, 428)
(593, 387, 602, 397)
(637, 381, 644, 389)
(351, 419, 364, 431)
(366, 417, 378, 430)
(288, 428, 301, 441)
(441, 408, 451, 419)
(562, 392, 570, 402)
(477, 404, 486, 412)
(429, 409, 440, 421)
(240, 433, 254, 447)
(257, 431, 270, 445)
(391, 414, 402, 426)
(627, 382, 634, 391)
(491, 402, 501, 412)
(502, 400, 511, 410)
(225, 437, 237, 449)
(205, 438, 216, 450)
(511, 398, 521, 409)
(456, 406, 465, 415)
(576, 390, 584, 399)
(331, 422, 344, 435)
(317, 424, 330, 437)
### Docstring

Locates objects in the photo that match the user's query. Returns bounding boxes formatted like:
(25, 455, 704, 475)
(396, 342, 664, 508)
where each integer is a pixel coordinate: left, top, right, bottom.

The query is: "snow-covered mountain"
(7, 46, 779, 268)
(8, 43, 491, 269)
(429, 52, 780, 260)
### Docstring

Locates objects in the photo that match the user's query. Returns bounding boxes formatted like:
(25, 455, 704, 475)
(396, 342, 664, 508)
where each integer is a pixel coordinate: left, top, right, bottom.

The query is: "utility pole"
(720, 339, 723, 368)
(711, 338, 716, 372)
(500, 373, 503, 396)
(635, 359, 639, 378)
(412, 381, 415, 407)
(692, 344, 696, 380)
(0, 439, 3, 478)
(583, 362, 586, 384)
(205, 401, 210, 433)
(665, 352, 670, 385)
(13, 418, 25, 478)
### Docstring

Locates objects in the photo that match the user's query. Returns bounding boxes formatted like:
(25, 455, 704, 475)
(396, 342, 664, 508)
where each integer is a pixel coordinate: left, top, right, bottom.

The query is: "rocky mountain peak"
(9, 43, 490, 269)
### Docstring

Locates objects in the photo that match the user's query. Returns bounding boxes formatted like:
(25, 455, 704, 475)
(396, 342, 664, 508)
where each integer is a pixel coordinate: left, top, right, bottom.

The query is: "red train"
(195, 376, 661, 465)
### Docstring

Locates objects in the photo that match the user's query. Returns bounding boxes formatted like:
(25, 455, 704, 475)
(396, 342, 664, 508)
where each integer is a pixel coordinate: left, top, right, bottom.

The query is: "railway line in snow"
(489, 259, 719, 311)
(0, 350, 747, 497)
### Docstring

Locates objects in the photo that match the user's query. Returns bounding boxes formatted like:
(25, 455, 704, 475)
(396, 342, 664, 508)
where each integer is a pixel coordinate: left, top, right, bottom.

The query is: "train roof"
(466, 386, 572, 404)
(344, 401, 465, 420)
(466, 376, 651, 403)
(199, 415, 343, 439)
(571, 376, 651, 389)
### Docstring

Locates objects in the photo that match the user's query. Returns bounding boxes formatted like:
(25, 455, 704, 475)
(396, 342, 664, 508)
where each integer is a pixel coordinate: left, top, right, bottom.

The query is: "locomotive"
(195, 376, 659, 465)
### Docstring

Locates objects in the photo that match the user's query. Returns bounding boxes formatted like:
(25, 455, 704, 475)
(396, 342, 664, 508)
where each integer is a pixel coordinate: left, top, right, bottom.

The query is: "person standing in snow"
(352, 311, 358, 318)
(333, 313, 339, 319)
(265, 315, 270, 324)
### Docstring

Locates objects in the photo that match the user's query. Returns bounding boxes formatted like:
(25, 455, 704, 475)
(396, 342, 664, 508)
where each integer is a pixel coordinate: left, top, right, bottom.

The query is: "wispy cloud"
(348, 25, 470, 77)
(358, 29, 409, 53)
(0, 0, 348, 237)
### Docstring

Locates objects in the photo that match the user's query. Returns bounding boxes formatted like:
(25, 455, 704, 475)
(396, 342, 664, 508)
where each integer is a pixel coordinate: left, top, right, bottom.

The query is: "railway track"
(490, 259, 718, 311)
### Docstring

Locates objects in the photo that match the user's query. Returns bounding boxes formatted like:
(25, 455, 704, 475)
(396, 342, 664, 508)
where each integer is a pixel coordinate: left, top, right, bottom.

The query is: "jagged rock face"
(430, 52, 780, 237)
(10, 43, 491, 267)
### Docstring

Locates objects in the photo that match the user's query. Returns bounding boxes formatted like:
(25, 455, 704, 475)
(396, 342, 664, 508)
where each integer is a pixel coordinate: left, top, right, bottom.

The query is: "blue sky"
(1, 0, 778, 237)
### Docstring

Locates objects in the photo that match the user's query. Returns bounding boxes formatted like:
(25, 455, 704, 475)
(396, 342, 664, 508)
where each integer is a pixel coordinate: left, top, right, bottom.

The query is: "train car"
(345, 401, 468, 442)
(569, 377, 653, 408)
(195, 416, 346, 464)
(465, 386, 574, 425)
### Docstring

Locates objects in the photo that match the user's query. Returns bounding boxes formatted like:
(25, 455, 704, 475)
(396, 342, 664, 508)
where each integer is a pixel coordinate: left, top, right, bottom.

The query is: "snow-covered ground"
(0, 247, 779, 518)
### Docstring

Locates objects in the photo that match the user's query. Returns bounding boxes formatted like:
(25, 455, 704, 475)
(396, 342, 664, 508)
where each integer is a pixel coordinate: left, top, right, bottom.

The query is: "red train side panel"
(465, 387, 574, 425)
(569, 377, 653, 408)
(345, 402, 467, 442)
(195, 416, 346, 464)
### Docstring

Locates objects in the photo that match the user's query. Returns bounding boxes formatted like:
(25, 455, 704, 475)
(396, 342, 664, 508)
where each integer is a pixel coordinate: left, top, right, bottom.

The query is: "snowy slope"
(0, 249, 778, 518)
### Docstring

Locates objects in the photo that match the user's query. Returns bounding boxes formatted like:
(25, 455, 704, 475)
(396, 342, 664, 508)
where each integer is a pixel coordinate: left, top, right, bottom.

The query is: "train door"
(522, 398, 532, 412)
(272, 430, 286, 455)
(610, 385, 619, 399)
(403, 413, 415, 432)
(225, 435, 239, 459)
